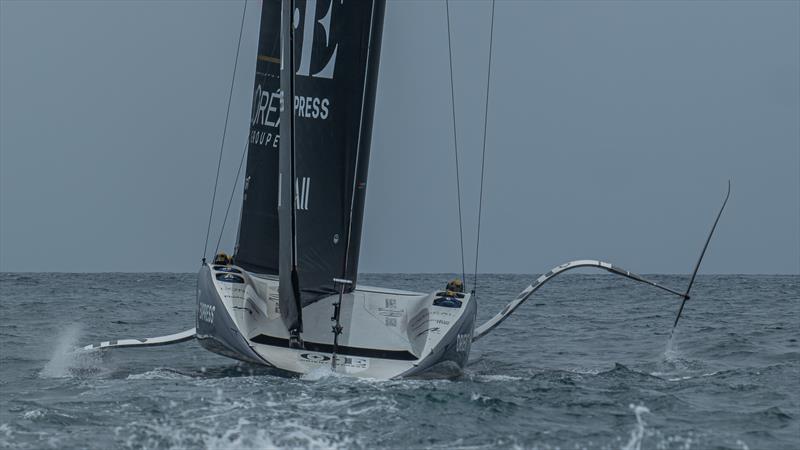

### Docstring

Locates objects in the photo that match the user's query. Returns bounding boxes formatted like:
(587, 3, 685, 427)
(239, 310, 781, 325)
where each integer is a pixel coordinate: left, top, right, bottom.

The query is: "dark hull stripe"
(250, 334, 417, 361)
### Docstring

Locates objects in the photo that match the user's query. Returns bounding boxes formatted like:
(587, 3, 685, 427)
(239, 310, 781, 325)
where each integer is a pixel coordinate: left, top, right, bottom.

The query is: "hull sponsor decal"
(299, 352, 369, 369)
(198, 303, 216, 324)
(456, 333, 470, 353)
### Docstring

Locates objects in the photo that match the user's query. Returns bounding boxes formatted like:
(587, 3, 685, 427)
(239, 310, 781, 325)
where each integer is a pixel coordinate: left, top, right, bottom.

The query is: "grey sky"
(1, 0, 798, 274)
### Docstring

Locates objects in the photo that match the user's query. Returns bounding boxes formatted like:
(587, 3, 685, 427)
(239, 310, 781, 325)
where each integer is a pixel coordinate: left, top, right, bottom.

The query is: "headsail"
(279, 0, 386, 332)
(234, 0, 282, 275)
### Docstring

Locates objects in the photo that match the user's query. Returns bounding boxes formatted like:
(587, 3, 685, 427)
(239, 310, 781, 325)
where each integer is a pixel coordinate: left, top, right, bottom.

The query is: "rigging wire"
(444, 0, 467, 286)
(473, 0, 496, 295)
(214, 140, 249, 256)
(202, 0, 248, 262)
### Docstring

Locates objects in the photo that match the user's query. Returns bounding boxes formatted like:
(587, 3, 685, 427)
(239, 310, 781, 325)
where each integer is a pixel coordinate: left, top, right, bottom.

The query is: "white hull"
(196, 264, 477, 379)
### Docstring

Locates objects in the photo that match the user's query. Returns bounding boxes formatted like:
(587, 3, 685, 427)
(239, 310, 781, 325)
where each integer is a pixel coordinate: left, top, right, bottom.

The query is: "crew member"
(435, 278, 464, 308)
(213, 252, 231, 266)
(445, 278, 464, 295)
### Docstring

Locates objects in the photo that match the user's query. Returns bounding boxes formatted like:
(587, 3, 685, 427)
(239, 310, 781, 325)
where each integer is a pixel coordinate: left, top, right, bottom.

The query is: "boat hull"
(196, 265, 269, 365)
(196, 264, 476, 379)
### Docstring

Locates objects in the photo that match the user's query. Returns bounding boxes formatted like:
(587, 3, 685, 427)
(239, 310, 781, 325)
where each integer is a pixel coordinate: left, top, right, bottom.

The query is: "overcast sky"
(1, 0, 798, 274)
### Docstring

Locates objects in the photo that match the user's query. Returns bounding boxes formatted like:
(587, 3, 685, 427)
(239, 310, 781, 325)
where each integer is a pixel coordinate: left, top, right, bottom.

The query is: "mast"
(278, 0, 303, 340)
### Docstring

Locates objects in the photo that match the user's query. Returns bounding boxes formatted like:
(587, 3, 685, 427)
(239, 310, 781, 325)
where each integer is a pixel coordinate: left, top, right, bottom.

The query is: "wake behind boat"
(80, 0, 730, 380)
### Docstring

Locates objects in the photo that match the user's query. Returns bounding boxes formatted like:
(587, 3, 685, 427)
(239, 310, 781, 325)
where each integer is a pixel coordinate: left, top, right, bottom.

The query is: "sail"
(233, 0, 282, 275)
(279, 0, 386, 331)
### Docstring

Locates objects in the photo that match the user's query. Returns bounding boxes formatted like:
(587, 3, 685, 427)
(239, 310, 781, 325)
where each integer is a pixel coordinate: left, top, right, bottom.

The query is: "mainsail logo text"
(252, 85, 281, 128)
(294, 95, 329, 119)
(294, 0, 339, 79)
(277, 175, 312, 211)
(290, 0, 340, 121)
(250, 86, 281, 148)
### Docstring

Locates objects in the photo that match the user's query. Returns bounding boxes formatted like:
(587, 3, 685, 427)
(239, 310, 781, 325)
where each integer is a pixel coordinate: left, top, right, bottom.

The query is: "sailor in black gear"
(446, 278, 464, 294)
(213, 252, 231, 266)
(434, 278, 464, 308)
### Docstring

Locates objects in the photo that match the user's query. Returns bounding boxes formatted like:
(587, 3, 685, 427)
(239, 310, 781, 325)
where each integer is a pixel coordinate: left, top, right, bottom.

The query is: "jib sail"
(279, 0, 386, 331)
(234, 0, 282, 275)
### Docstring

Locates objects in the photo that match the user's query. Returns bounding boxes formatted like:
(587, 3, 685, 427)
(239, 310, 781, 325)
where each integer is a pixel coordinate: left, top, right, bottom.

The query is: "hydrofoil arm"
(81, 328, 196, 351)
(472, 261, 685, 342)
(473, 182, 729, 343)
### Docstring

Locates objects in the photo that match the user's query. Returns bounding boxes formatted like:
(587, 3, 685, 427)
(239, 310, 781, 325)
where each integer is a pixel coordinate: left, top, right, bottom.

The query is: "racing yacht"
(82, 0, 728, 380)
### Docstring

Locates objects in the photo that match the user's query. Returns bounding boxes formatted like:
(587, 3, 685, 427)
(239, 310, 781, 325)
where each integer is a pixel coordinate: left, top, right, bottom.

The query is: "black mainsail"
(279, 0, 386, 333)
(234, 0, 282, 275)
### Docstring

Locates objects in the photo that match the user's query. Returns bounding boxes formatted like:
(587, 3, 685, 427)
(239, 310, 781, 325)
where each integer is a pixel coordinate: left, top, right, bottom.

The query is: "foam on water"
(22, 409, 45, 420)
(470, 392, 494, 404)
(566, 367, 605, 375)
(202, 418, 278, 450)
(119, 413, 357, 450)
(345, 402, 394, 417)
(274, 419, 359, 449)
(473, 374, 524, 382)
(127, 368, 193, 381)
(300, 365, 342, 381)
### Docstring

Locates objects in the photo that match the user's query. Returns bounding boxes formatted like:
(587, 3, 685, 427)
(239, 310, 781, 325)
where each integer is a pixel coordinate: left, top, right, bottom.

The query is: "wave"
(471, 374, 524, 382)
(120, 416, 359, 450)
(0, 274, 40, 286)
(126, 368, 194, 381)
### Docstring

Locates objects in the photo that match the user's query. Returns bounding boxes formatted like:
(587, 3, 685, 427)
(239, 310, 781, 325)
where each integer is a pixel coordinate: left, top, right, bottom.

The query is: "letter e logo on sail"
(295, 0, 338, 79)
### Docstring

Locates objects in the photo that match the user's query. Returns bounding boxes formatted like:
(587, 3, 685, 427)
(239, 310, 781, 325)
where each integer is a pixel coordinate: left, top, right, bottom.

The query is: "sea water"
(0, 273, 797, 449)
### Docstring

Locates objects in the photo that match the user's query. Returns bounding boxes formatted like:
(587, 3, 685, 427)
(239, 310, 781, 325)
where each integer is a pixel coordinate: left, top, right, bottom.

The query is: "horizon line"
(1, 270, 797, 276)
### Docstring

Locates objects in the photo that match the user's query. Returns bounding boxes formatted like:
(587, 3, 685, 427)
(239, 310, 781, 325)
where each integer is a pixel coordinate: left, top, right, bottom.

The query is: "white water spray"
(622, 404, 650, 450)
(664, 331, 679, 361)
(40, 324, 90, 378)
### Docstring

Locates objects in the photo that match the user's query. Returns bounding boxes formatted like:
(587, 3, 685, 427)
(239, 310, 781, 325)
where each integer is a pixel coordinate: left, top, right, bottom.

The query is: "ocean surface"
(0, 272, 797, 449)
